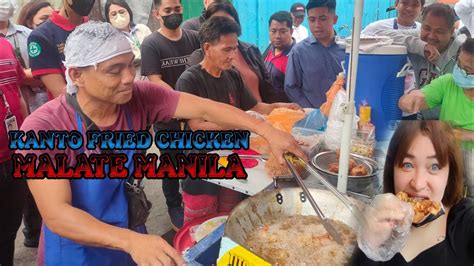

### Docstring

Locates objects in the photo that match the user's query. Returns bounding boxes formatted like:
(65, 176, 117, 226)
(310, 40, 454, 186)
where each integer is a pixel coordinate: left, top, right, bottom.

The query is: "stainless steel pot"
(224, 188, 366, 248)
(311, 151, 380, 195)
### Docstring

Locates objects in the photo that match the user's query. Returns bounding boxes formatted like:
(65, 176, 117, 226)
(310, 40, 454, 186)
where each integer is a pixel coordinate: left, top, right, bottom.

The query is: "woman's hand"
(357, 193, 413, 261)
(126, 233, 185, 266)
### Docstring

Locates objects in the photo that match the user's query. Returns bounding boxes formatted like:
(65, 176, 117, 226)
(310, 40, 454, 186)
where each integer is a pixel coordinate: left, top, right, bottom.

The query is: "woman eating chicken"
(353, 121, 473, 265)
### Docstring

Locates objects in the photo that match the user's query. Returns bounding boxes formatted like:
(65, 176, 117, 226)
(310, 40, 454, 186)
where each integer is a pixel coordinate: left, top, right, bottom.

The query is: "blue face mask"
(452, 63, 474, 89)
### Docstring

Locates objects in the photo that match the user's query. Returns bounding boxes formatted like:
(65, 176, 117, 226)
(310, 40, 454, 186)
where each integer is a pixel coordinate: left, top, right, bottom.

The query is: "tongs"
(284, 152, 344, 245)
(284, 152, 367, 226)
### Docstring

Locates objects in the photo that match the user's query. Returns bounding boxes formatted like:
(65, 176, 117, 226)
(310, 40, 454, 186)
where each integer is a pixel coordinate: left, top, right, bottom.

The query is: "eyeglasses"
(456, 61, 474, 77)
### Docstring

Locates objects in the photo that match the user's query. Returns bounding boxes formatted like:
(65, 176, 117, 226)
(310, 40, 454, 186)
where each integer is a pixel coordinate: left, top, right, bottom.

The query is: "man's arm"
(27, 178, 184, 265)
(21, 68, 43, 87)
(373, 29, 439, 61)
(174, 92, 307, 163)
(361, 21, 379, 35)
(251, 102, 302, 115)
(187, 118, 228, 131)
(140, 39, 174, 90)
(186, 101, 301, 131)
(28, 32, 66, 97)
(398, 90, 429, 113)
(40, 74, 67, 98)
(147, 74, 173, 90)
(284, 50, 312, 107)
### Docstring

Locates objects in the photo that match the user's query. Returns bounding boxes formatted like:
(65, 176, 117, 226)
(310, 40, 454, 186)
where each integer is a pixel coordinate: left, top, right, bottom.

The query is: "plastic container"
(351, 130, 376, 158)
(344, 45, 408, 140)
(292, 127, 325, 155)
(174, 214, 226, 265)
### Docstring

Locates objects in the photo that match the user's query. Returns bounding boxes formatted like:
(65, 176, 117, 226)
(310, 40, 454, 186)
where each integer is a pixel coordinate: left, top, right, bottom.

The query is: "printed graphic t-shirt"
(140, 29, 200, 88)
(176, 64, 258, 195)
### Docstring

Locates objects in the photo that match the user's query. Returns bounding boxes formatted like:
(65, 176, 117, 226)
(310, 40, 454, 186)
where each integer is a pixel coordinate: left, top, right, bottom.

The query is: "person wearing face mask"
(140, 0, 200, 231)
(105, 0, 152, 80)
(0, 0, 43, 93)
(399, 38, 474, 197)
(373, 3, 468, 120)
(27, 0, 94, 99)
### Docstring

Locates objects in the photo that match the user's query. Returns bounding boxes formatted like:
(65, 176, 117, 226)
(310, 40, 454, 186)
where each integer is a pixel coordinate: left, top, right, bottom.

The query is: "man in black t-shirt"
(176, 16, 300, 225)
(140, 0, 200, 231)
(141, 0, 200, 89)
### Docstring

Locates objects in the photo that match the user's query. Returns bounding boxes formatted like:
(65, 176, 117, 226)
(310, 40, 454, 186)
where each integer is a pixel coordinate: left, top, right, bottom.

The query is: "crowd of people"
(0, 0, 472, 265)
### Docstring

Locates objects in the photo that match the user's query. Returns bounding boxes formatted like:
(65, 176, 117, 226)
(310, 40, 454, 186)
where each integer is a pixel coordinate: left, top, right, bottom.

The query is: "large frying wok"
(224, 188, 366, 248)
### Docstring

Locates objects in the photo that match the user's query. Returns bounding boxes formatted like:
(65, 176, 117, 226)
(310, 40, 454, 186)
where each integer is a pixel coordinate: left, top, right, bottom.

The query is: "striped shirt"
(0, 38, 25, 162)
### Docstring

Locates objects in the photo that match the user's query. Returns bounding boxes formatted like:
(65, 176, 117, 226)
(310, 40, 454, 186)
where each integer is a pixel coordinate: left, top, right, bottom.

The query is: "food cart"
(173, 0, 409, 263)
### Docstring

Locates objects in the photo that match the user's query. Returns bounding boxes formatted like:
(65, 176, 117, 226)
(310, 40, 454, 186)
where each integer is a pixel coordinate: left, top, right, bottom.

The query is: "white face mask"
(0, 0, 16, 22)
(110, 12, 130, 30)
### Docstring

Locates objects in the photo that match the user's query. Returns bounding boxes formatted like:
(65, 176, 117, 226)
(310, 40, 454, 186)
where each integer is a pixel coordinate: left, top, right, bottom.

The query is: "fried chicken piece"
(350, 164, 368, 176)
(328, 162, 339, 174)
(396, 192, 442, 224)
(348, 158, 358, 171)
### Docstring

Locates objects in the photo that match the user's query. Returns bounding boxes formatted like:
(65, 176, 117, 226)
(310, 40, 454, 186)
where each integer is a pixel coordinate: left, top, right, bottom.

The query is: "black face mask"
(161, 13, 183, 30)
(69, 0, 95, 16)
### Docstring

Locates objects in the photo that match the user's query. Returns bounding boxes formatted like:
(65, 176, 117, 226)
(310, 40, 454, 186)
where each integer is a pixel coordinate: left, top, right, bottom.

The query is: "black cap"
(290, 3, 306, 17)
(306, 0, 336, 11)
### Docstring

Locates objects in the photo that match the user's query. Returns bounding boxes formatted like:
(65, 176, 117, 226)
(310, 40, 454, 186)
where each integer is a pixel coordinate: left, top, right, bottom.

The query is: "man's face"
(78, 53, 136, 104)
(395, 0, 423, 25)
(155, 0, 182, 18)
(458, 51, 474, 76)
(420, 13, 454, 52)
(269, 20, 293, 50)
(292, 13, 304, 27)
(204, 33, 239, 71)
(307, 7, 338, 41)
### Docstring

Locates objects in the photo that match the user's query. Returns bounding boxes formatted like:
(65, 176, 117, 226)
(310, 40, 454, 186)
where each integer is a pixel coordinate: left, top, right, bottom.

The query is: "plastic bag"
(294, 109, 327, 131)
(324, 90, 359, 150)
(357, 193, 413, 261)
(320, 73, 345, 117)
(246, 110, 266, 121)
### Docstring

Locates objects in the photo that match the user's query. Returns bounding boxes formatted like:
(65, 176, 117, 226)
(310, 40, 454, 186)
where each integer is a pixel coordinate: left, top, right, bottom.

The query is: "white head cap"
(0, 0, 17, 22)
(64, 21, 133, 94)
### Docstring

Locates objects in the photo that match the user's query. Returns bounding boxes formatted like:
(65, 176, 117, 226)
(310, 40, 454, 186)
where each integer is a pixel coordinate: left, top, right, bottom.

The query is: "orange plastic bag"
(320, 73, 345, 117)
(266, 108, 305, 133)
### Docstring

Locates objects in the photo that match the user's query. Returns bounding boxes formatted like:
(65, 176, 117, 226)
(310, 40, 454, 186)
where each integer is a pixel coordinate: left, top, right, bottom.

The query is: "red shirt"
(0, 38, 25, 162)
